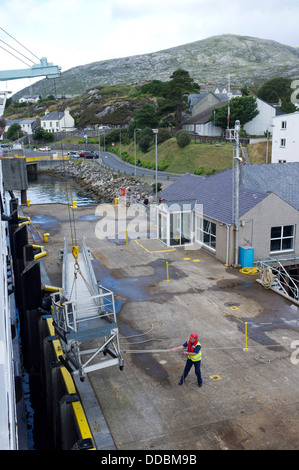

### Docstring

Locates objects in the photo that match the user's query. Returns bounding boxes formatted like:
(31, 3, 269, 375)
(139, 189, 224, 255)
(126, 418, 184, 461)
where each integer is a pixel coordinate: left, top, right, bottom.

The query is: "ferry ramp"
(51, 236, 124, 380)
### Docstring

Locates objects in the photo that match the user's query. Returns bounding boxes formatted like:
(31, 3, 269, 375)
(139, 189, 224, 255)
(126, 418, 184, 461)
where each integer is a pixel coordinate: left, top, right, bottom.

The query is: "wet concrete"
(22, 202, 299, 450)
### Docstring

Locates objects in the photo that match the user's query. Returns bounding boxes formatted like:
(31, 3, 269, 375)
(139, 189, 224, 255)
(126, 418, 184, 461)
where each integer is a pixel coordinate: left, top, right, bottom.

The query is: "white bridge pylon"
(51, 236, 124, 380)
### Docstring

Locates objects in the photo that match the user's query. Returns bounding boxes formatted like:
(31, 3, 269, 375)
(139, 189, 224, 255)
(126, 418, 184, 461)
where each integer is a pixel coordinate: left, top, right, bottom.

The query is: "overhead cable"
(0, 43, 31, 67)
(0, 38, 35, 65)
(0, 26, 40, 62)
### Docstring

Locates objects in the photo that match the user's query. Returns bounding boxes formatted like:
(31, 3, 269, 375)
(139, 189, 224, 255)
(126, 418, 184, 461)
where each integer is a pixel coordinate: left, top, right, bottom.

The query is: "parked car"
(79, 151, 99, 159)
(39, 146, 51, 151)
(68, 151, 81, 158)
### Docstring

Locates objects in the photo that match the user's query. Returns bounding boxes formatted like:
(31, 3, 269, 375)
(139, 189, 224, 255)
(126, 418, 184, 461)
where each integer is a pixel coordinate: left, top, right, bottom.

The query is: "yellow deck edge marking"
(46, 318, 95, 449)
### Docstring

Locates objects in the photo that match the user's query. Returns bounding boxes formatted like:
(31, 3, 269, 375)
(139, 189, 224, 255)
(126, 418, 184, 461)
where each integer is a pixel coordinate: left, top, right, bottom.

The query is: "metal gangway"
(51, 236, 124, 380)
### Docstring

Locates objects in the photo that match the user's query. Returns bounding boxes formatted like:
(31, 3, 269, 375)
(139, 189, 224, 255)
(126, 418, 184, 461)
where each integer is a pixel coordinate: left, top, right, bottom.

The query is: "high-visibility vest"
(187, 339, 202, 362)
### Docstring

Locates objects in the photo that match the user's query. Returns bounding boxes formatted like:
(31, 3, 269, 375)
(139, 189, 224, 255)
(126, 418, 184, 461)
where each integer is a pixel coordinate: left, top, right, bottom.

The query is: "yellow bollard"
(166, 261, 169, 281)
(71, 201, 77, 209)
(43, 233, 50, 243)
(244, 322, 248, 351)
(115, 198, 119, 205)
(26, 200, 31, 207)
(126, 230, 128, 245)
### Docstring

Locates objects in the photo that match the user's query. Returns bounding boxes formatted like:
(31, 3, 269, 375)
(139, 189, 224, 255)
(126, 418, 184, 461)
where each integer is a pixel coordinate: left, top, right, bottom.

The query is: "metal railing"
(256, 257, 299, 301)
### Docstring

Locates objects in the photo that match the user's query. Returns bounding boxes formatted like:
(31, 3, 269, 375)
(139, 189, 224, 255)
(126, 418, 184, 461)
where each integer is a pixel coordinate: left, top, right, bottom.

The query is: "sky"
(1, 0, 299, 96)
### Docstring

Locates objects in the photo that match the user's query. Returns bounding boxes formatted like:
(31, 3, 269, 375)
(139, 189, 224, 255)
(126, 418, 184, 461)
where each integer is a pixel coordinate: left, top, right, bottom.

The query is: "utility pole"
(152, 129, 158, 203)
(234, 120, 241, 267)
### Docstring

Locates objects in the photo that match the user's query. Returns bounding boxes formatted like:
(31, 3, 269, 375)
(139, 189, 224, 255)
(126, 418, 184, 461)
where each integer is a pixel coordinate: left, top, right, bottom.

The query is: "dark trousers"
(180, 358, 202, 385)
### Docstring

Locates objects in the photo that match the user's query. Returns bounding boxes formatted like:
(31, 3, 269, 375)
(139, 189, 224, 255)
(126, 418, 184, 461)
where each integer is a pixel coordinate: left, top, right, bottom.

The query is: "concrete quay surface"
(23, 202, 299, 451)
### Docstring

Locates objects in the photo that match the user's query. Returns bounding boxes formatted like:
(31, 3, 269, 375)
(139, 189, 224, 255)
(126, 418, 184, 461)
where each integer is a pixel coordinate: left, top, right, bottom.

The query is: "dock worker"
(171, 333, 202, 387)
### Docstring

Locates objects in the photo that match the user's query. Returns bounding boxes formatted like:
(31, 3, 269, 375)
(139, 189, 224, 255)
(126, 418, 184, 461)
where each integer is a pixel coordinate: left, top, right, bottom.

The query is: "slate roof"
(242, 163, 299, 211)
(159, 170, 269, 225)
(42, 112, 65, 121)
(183, 100, 228, 125)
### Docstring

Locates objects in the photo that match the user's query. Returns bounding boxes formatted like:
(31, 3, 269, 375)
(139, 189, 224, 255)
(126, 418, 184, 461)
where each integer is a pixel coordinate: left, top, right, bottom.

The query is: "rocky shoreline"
(45, 160, 155, 203)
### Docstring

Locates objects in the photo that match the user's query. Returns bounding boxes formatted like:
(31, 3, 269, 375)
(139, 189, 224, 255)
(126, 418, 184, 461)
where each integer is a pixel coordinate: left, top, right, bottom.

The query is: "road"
(16, 148, 180, 182)
(99, 151, 179, 181)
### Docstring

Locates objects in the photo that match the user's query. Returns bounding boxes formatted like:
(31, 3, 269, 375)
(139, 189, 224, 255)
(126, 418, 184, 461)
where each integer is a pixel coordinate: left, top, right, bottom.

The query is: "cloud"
(1, 0, 299, 95)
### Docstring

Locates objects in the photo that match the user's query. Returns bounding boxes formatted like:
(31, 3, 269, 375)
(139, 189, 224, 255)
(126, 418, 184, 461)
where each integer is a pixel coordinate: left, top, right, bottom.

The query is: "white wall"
(243, 98, 276, 136)
(271, 112, 299, 163)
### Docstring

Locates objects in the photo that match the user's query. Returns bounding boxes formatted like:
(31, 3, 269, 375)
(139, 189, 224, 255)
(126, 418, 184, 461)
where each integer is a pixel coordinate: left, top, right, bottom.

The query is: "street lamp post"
(152, 129, 158, 203)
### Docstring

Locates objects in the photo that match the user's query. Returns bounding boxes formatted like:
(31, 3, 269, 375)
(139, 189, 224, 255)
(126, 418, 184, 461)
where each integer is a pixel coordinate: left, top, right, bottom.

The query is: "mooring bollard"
(166, 261, 169, 281)
(244, 322, 248, 351)
(43, 233, 50, 243)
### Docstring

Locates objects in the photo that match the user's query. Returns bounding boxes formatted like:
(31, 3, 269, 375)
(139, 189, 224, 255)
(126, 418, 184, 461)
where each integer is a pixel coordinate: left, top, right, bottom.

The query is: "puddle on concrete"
(211, 274, 299, 346)
(77, 215, 100, 222)
(91, 257, 187, 302)
(30, 214, 60, 229)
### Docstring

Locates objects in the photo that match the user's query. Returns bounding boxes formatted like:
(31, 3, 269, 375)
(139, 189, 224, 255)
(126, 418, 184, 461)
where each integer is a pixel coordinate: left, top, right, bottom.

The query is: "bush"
(139, 134, 152, 153)
(157, 128, 171, 144)
(194, 166, 204, 175)
(175, 130, 191, 148)
(207, 168, 216, 175)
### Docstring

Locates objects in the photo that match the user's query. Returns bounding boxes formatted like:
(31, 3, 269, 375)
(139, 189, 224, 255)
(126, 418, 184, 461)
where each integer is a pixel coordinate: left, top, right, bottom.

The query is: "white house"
(41, 109, 75, 133)
(19, 118, 40, 135)
(19, 95, 40, 104)
(271, 112, 299, 163)
(243, 97, 284, 136)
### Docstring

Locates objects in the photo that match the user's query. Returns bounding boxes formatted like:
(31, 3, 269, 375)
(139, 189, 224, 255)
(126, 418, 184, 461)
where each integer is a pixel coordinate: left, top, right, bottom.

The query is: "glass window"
(158, 213, 167, 245)
(196, 217, 216, 251)
(270, 225, 294, 252)
(169, 212, 192, 246)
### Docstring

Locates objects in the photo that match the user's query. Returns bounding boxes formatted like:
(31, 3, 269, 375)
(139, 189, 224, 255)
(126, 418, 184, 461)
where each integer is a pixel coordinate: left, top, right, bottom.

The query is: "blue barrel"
(239, 246, 254, 268)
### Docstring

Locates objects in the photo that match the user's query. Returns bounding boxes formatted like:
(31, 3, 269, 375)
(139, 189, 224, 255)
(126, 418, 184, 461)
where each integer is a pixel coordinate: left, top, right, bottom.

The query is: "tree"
(138, 127, 154, 153)
(212, 96, 259, 130)
(32, 126, 54, 142)
(6, 123, 22, 141)
(162, 69, 200, 125)
(133, 103, 158, 129)
(257, 76, 296, 112)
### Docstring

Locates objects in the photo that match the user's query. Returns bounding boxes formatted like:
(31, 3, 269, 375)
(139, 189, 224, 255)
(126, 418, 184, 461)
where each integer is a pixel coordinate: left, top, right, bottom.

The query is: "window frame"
(195, 216, 216, 252)
(270, 224, 295, 254)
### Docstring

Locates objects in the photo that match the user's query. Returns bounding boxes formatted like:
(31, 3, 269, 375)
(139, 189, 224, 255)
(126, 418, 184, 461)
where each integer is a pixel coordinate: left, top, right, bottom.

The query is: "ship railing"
(256, 257, 299, 301)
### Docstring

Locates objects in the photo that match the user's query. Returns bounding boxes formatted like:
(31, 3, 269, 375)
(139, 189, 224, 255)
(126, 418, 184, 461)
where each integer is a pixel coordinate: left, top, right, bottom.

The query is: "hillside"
(13, 34, 299, 99)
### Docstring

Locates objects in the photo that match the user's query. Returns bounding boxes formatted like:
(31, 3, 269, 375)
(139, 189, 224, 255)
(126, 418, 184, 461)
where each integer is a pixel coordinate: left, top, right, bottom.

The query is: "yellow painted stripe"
(134, 239, 176, 253)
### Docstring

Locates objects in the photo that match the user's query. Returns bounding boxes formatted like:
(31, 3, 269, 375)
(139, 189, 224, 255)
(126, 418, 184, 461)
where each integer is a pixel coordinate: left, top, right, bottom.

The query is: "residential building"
(4, 119, 22, 133)
(19, 95, 40, 103)
(157, 167, 299, 265)
(41, 108, 75, 133)
(271, 112, 299, 163)
(19, 118, 41, 135)
(243, 97, 284, 136)
(183, 100, 227, 136)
